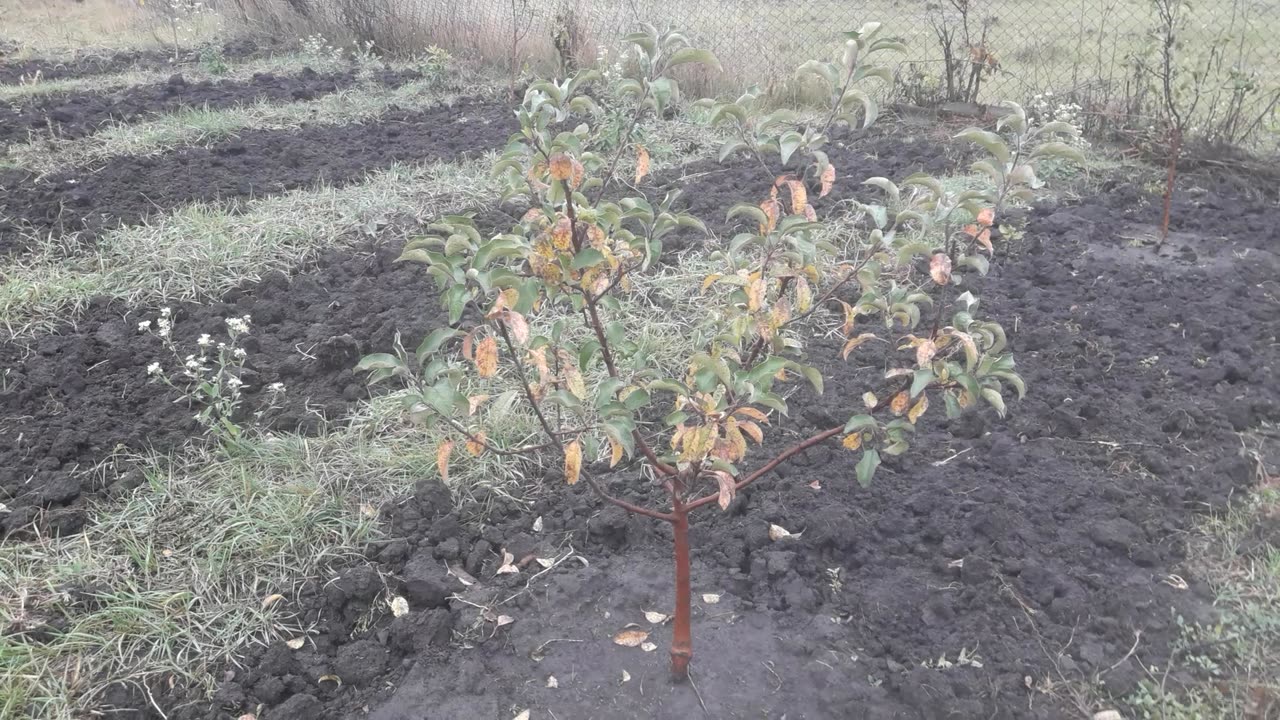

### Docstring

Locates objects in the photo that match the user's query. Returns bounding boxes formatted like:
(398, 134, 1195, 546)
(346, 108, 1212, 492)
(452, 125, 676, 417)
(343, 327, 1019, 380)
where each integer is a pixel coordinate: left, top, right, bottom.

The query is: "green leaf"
(571, 247, 605, 270)
(910, 369, 935, 398)
(727, 203, 769, 227)
(622, 388, 651, 410)
(666, 47, 721, 71)
(856, 449, 881, 487)
(954, 128, 1011, 166)
(980, 388, 1007, 417)
(648, 379, 690, 395)
(416, 329, 461, 362)
(396, 248, 435, 265)
(779, 130, 804, 165)
(1030, 141, 1086, 164)
(787, 361, 824, 395)
(356, 353, 405, 376)
(844, 414, 877, 433)
(718, 139, 749, 162)
(578, 340, 600, 371)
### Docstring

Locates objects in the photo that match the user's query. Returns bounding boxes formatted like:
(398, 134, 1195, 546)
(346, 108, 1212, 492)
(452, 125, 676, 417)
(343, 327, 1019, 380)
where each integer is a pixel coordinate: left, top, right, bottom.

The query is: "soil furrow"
(0, 96, 513, 255)
(0, 38, 275, 85)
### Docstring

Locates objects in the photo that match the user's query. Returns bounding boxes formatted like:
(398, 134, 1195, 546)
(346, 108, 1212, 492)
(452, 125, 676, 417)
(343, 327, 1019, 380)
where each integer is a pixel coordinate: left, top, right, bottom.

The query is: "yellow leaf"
(466, 432, 486, 456)
(570, 156, 585, 189)
(862, 392, 878, 409)
(930, 253, 952, 285)
(261, 593, 285, 609)
(842, 433, 863, 451)
(734, 407, 770, 424)
(908, 394, 929, 424)
(612, 628, 650, 647)
(841, 333, 877, 360)
(608, 435, 624, 468)
(804, 204, 817, 221)
(551, 215, 574, 251)
(759, 198, 781, 234)
(549, 152, 573, 181)
(714, 470, 736, 510)
(977, 207, 995, 226)
(724, 419, 747, 461)
(437, 440, 454, 482)
(839, 300, 857, 336)
(819, 163, 836, 198)
(565, 440, 583, 485)
(701, 274, 722, 293)
(916, 339, 937, 367)
(746, 276, 766, 313)
(635, 144, 651, 184)
(890, 391, 909, 416)
(475, 336, 499, 378)
(738, 420, 764, 444)
(795, 277, 812, 313)
(786, 179, 808, 216)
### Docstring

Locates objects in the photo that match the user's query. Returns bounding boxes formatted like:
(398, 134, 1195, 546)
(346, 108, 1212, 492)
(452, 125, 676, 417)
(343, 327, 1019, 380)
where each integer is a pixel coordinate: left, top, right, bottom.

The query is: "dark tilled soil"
(199, 175, 1275, 719)
(0, 38, 276, 85)
(0, 95, 514, 254)
(8, 133, 1280, 718)
(0, 67, 421, 148)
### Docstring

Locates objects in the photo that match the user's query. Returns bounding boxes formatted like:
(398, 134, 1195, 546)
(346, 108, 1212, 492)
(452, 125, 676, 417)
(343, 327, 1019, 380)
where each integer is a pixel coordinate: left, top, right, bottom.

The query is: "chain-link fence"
(229, 0, 1280, 149)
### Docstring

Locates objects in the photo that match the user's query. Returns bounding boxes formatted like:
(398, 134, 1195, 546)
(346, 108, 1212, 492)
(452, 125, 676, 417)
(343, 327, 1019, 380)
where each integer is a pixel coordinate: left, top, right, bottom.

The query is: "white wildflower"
(267, 382, 286, 394)
(197, 334, 212, 346)
(138, 320, 152, 332)
(226, 377, 244, 389)
(233, 348, 248, 359)
(160, 307, 172, 317)
(147, 362, 163, 376)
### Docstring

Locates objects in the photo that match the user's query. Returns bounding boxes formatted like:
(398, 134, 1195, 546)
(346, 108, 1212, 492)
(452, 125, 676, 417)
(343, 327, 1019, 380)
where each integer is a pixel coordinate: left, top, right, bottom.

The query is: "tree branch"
(582, 469, 674, 522)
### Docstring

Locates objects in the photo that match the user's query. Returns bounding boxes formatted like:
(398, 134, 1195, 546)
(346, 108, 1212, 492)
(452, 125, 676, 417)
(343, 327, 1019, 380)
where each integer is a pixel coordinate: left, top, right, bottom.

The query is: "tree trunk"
(669, 497, 692, 681)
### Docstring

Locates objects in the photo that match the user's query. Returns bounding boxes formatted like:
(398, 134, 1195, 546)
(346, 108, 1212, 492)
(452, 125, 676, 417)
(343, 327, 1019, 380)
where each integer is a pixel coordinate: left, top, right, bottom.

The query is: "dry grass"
(0, 0, 219, 56)
(0, 156, 499, 336)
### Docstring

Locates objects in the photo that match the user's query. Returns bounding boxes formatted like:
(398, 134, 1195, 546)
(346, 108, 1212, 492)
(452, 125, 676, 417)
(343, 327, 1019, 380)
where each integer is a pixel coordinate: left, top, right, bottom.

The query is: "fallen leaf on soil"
(862, 391, 878, 409)
(546, 675, 559, 688)
(643, 610, 669, 624)
(388, 596, 410, 617)
(1092, 712, 1122, 720)
(532, 516, 543, 532)
(809, 480, 822, 490)
(237, 715, 256, 720)
(512, 711, 531, 720)
(448, 564, 478, 587)
(162, 549, 174, 558)
(495, 615, 515, 627)
(564, 439, 582, 485)
(285, 637, 305, 650)
(535, 557, 554, 568)
(640, 642, 657, 652)
(769, 523, 800, 541)
(613, 628, 650, 647)
(702, 593, 721, 604)
(621, 670, 632, 683)
(261, 594, 284, 609)
(635, 144, 650, 184)
(436, 441, 454, 483)
(496, 550, 519, 575)
(359, 503, 376, 518)
(318, 674, 341, 685)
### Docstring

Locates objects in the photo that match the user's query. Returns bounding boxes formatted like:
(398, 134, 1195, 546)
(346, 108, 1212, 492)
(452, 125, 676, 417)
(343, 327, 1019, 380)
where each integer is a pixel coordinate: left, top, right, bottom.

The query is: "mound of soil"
(0, 67, 421, 148)
(0, 38, 276, 85)
(0, 96, 514, 254)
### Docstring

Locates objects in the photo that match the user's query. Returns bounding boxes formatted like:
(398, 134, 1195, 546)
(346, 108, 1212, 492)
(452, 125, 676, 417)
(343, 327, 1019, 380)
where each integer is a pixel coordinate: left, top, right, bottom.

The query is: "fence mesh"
(232, 0, 1280, 149)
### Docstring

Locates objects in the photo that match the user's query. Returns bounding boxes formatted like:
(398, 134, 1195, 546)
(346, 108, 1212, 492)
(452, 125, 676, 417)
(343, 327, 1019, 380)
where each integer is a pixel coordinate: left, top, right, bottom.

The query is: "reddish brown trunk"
(669, 496, 692, 681)
(1159, 127, 1181, 246)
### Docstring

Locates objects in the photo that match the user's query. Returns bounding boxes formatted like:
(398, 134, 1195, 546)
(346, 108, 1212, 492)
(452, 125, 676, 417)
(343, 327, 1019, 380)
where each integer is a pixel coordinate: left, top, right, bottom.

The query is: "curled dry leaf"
(467, 394, 491, 416)
(564, 439, 583, 486)
(640, 642, 658, 652)
(842, 433, 862, 451)
(907, 395, 929, 424)
(613, 628, 650, 647)
(819, 163, 836, 197)
(318, 674, 341, 685)
(702, 593, 721, 604)
(495, 615, 515, 627)
(769, 523, 800, 541)
(635, 144, 651, 184)
(785, 179, 808, 216)
(389, 596, 410, 617)
(285, 637, 305, 650)
(261, 593, 285, 609)
(536, 557, 554, 569)
(436, 440, 454, 483)
(237, 715, 257, 720)
(714, 470, 736, 510)
(448, 564, 478, 587)
(513, 711, 531, 720)
(1092, 712, 1123, 720)
(359, 503, 376, 519)
(929, 253, 952, 285)
(497, 550, 520, 575)
(809, 480, 822, 490)
(890, 391, 909, 416)
(862, 391, 878, 409)
(546, 675, 559, 689)
(621, 670, 632, 683)
(532, 515, 543, 532)
(643, 610, 669, 624)
(502, 311, 530, 345)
